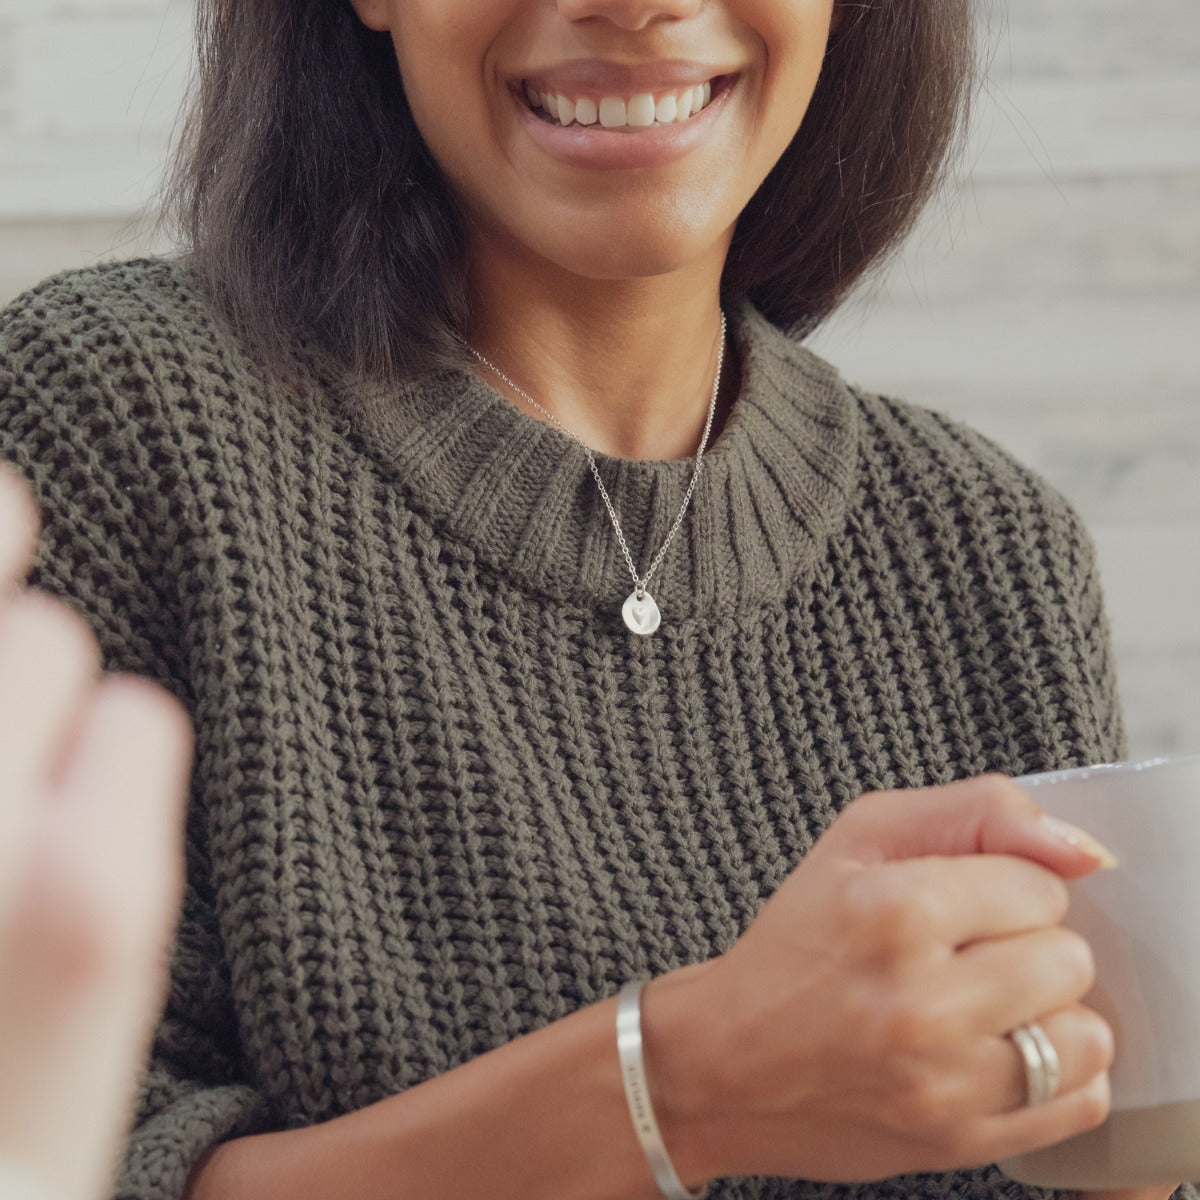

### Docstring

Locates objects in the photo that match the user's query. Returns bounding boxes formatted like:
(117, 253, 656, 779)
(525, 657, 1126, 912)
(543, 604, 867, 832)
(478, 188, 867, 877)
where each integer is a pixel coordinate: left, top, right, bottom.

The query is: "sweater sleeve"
(0, 274, 273, 1200)
(115, 834, 272, 1199)
(1048, 489, 1128, 766)
(1071, 514, 1127, 763)
(908, 396, 1130, 772)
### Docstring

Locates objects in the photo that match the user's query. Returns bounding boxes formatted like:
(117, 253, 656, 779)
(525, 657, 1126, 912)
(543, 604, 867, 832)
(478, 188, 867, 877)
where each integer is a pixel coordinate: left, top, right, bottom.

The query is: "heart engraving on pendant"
(622, 590, 662, 636)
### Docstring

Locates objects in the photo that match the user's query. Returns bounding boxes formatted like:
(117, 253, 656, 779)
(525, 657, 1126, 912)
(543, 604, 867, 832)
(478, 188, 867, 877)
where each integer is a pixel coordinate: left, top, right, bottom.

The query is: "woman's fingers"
(0, 468, 75, 913)
(952, 926, 1099, 1035)
(0, 592, 101, 794)
(0, 462, 191, 1198)
(706, 770, 1132, 1182)
(0, 592, 101, 920)
(52, 673, 192, 959)
(966, 1004, 1115, 1114)
(0, 674, 191, 1200)
(970, 1069, 1113, 1167)
(914, 1006, 1114, 1167)
(822, 774, 1116, 880)
(865, 854, 1069, 947)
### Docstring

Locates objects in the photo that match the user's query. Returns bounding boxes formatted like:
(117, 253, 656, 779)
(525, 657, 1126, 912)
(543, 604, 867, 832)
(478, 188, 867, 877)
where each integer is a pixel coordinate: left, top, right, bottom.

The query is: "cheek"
(756, 7, 834, 159)
(387, 6, 493, 132)
(387, 13, 520, 207)
(389, 56, 482, 202)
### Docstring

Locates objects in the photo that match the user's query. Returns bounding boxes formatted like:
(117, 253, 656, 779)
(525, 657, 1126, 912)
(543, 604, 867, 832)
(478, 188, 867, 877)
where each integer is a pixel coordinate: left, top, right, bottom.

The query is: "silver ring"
(1009, 1022, 1061, 1107)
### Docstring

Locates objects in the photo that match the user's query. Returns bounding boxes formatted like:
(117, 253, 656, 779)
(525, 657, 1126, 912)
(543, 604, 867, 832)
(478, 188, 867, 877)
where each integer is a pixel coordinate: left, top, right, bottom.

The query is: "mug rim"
(1017, 752, 1200, 789)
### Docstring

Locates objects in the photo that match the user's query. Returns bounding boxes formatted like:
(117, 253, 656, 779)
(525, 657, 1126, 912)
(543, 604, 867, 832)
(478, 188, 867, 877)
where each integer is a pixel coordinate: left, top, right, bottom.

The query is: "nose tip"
(555, 0, 703, 31)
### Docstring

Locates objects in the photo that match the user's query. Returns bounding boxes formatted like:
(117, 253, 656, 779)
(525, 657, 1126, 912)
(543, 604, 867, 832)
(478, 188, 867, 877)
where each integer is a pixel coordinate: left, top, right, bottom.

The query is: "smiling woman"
(171, 0, 968, 384)
(352, 0, 836, 299)
(0, 2, 1187, 1200)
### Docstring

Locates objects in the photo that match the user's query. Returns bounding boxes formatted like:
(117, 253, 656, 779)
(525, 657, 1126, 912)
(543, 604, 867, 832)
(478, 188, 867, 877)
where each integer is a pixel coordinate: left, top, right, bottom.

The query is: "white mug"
(998, 753, 1200, 1189)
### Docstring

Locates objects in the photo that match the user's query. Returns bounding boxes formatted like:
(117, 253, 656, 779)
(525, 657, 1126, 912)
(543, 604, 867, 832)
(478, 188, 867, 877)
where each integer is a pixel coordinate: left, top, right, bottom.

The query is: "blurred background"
(0, 0, 1197, 757)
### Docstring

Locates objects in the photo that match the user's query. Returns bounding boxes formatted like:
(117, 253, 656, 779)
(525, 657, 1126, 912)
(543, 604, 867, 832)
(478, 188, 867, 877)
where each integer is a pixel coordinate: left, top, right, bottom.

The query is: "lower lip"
(512, 78, 734, 171)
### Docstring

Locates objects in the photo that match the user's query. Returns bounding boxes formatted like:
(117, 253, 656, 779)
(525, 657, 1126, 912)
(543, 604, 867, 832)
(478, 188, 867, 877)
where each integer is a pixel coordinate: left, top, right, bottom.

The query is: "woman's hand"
(0, 466, 192, 1200)
(652, 774, 1119, 1185)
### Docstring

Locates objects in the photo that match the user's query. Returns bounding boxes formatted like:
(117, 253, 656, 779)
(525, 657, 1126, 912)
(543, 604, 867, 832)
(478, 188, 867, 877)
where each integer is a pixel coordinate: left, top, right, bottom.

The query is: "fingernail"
(1040, 815, 1118, 869)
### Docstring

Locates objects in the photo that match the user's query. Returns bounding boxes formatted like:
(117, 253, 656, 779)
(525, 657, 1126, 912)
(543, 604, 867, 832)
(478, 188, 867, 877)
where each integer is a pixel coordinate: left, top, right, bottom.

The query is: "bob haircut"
(167, 1, 974, 382)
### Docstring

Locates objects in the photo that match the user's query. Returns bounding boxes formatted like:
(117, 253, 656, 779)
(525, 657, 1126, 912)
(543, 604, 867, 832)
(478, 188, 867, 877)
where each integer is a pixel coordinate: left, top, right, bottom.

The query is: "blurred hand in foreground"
(0, 464, 192, 1200)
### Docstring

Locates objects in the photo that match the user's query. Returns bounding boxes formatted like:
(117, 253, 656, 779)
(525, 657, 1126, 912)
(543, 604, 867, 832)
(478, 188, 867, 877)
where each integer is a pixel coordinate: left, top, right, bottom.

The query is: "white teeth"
(627, 93, 656, 128)
(598, 96, 627, 128)
(529, 81, 717, 129)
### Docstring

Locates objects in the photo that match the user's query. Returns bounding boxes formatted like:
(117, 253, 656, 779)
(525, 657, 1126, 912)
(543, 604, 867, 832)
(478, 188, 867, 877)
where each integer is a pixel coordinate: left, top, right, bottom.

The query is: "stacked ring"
(1009, 1022, 1062, 1107)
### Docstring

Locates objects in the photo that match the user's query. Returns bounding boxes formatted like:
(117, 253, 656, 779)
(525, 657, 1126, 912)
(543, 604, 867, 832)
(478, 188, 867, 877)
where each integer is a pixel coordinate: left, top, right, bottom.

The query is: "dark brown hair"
(166, 1, 974, 381)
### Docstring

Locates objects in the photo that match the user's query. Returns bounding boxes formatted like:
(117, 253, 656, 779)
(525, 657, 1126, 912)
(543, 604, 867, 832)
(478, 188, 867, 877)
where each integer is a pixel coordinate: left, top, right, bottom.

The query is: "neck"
(466, 245, 736, 462)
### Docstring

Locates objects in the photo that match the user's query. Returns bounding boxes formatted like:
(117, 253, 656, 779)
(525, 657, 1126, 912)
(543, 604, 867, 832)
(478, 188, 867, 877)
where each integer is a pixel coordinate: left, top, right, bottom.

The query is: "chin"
(555, 250, 691, 281)
(540, 227, 726, 284)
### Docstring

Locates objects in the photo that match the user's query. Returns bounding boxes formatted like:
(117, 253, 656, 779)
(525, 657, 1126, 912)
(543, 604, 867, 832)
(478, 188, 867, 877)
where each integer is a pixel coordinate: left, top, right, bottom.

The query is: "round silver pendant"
(622, 590, 661, 636)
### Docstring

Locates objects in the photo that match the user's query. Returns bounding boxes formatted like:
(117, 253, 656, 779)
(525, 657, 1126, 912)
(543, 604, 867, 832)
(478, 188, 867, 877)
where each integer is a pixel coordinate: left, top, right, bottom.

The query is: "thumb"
(816, 773, 1117, 879)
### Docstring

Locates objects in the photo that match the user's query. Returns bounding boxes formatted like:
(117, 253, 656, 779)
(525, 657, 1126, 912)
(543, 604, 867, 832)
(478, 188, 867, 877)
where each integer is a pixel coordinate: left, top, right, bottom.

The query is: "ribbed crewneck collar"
(341, 302, 859, 621)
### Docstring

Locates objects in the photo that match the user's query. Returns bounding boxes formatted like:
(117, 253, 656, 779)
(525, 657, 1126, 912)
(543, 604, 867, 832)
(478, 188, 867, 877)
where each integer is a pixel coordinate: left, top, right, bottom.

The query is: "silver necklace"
(469, 312, 726, 636)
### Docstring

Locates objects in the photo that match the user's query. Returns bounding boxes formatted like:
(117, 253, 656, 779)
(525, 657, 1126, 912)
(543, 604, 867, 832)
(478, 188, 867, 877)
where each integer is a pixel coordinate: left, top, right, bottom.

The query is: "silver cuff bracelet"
(616, 979, 711, 1200)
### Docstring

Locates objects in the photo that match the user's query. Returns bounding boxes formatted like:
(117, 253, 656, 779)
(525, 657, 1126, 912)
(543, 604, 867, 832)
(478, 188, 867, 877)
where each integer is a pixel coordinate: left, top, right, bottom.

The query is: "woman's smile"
(523, 79, 717, 131)
(512, 69, 738, 171)
(514, 57, 731, 131)
(353, 0, 835, 282)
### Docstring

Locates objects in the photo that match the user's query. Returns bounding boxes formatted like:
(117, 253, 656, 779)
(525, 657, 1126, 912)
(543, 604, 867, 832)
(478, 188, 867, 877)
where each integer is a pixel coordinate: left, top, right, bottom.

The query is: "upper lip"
(517, 59, 734, 96)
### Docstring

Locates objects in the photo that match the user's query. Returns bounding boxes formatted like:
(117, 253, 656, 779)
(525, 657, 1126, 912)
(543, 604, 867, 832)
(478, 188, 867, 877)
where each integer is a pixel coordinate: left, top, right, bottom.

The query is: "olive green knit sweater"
(0, 259, 1137, 1200)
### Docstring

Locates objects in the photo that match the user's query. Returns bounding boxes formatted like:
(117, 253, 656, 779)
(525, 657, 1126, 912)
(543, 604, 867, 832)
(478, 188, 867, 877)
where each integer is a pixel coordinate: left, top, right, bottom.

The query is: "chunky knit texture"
(0, 258, 1155, 1200)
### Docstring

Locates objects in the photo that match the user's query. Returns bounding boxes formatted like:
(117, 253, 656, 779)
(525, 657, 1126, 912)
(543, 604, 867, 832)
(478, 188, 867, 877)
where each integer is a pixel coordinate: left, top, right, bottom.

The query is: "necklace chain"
(468, 312, 726, 606)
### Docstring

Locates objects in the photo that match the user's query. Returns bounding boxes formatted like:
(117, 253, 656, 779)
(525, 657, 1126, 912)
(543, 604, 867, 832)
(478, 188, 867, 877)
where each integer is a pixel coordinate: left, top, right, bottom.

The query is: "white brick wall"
(0, 0, 192, 217)
(1, 0, 1198, 757)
